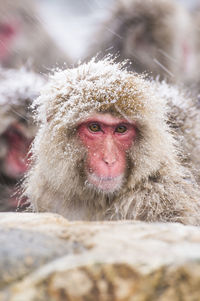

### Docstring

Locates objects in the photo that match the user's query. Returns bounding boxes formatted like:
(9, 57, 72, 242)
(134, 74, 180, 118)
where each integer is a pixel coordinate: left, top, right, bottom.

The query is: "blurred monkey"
(87, 0, 197, 83)
(0, 0, 70, 73)
(0, 67, 45, 211)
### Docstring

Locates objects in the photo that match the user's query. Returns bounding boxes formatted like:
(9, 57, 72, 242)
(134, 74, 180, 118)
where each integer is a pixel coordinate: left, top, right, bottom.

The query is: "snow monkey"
(88, 0, 197, 83)
(23, 58, 200, 225)
(0, 0, 70, 73)
(0, 67, 45, 211)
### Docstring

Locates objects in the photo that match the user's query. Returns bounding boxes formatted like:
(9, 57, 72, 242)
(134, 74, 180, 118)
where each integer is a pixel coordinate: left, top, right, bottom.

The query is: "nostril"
(103, 157, 116, 166)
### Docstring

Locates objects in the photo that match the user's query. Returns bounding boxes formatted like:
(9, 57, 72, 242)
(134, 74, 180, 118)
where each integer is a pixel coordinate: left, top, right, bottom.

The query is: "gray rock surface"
(0, 212, 200, 300)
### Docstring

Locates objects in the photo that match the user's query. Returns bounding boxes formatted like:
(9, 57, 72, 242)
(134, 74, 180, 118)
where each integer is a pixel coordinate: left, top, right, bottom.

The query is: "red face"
(78, 113, 136, 193)
(2, 122, 32, 179)
(0, 21, 18, 62)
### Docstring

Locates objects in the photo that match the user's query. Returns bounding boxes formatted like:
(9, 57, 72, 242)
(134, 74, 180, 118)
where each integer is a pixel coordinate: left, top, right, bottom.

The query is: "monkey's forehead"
(35, 58, 166, 126)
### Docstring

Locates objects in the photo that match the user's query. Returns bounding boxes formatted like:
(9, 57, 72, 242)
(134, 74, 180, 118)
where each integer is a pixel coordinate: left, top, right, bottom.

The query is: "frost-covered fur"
(0, 67, 45, 211)
(23, 58, 200, 225)
(0, 67, 45, 135)
(155, 82, 200, 184)
(87, 0, 197, 83)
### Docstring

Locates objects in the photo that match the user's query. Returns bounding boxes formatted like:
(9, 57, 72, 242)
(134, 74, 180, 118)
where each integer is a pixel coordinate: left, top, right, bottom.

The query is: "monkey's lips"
(87, 173, 123, 193)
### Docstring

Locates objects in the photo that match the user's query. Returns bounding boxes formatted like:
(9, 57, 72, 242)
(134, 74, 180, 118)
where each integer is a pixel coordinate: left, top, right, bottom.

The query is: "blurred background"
(37, 0, 115, 62)
(37, 0, 200, 62)
(1, 0, 199, 67)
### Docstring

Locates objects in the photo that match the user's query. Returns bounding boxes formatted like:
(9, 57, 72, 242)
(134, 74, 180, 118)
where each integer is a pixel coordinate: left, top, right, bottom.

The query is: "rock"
(0, 212, 200, 300)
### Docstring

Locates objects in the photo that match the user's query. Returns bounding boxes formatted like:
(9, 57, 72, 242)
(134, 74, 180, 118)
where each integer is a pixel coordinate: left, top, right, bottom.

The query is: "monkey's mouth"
(86, 173, 124, 193)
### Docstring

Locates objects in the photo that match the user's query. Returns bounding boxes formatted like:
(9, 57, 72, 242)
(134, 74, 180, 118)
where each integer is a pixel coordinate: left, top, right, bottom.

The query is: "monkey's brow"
(86, 121, 130, 127)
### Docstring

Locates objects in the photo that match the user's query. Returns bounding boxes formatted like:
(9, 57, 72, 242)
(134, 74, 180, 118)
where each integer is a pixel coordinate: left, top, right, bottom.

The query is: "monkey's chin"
(86, 173, 124, 194)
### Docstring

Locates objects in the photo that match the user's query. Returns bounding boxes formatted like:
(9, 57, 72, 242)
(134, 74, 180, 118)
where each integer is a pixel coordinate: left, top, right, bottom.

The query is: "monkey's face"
(0, 20, 18, 62)
(77, 113, 136, 193)
(0, 120, 34, 181)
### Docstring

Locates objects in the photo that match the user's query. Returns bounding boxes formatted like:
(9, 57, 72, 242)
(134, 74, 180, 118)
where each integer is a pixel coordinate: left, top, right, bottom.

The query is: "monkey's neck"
(35, 186, 118, 221)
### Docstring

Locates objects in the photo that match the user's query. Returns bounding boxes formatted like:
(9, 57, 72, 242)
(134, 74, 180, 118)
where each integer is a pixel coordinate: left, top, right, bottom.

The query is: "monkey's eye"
(88, 123, 101, 132)
(115, 125, 127, 133)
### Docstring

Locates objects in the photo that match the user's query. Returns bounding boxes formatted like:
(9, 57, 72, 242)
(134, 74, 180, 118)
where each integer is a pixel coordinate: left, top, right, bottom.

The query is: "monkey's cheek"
(87, 173, 124, 193)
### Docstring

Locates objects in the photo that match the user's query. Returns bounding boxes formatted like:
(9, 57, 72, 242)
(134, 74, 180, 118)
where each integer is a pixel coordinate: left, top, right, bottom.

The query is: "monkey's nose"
(103, 156, 116, 166)
(102, 136, 117, 166)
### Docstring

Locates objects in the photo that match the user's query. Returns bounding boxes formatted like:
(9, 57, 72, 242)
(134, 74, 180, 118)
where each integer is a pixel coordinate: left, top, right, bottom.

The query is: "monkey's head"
(0, 67, 45, 182)
(29, 58, 178, 201)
